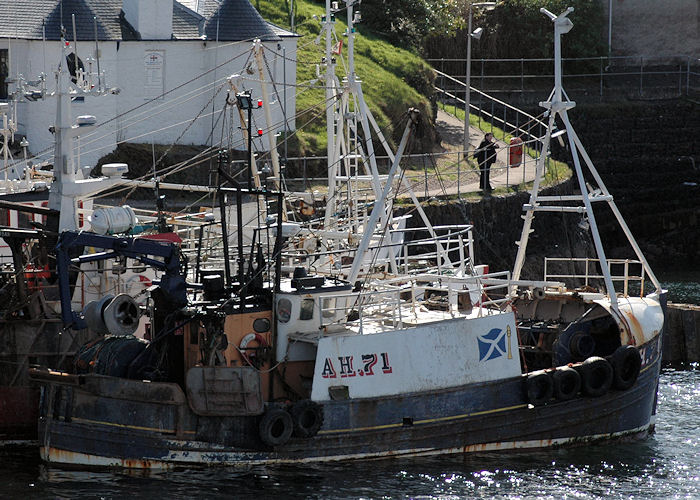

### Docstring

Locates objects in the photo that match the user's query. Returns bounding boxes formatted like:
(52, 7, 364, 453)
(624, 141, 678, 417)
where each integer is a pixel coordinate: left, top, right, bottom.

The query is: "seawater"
(0, 368, 697, 499)
(661, 271, 700, 306)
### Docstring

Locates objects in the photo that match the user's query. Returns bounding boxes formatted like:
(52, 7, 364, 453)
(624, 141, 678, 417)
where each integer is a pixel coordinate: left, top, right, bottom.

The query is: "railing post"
(521, 58, 524, 96)
(600, 56, 604, 97)
(457, 153, 461, 199)
(424, 162, 428, 198)
(480, 59, 485, 94)
(441, 60, 445, 101)
(639, 56, 643, 96)
(303, 157, 308, 190)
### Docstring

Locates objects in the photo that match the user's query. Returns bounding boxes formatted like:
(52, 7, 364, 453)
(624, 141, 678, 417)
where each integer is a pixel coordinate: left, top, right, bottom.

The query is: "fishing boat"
(0, 25, 197, 442)
(28, 7, 665, 467)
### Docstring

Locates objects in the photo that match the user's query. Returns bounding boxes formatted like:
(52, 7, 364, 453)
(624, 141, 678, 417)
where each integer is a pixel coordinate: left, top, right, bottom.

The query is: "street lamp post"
(463, 2, 496, 154)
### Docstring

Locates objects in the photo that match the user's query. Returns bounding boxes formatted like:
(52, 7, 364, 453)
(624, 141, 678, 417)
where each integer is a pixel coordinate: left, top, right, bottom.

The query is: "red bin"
(508, 137, 523, 167)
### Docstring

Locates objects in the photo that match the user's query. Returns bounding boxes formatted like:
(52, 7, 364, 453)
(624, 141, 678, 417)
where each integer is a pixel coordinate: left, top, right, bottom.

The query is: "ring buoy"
(578, 356, 613, 397)
(610, 345, 642, 390)
(552, 366, 581, 401)
(569, 332, 595, 361)
(290, 400, 324, 438)
(258, 408, 293, 447)
(239, 332, 269, 366)
(525, 371, 553, 406)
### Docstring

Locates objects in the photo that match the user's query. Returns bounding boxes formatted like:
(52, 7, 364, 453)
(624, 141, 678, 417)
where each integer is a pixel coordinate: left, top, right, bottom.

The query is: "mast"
(315, 0, 457, 276)
(510, 7, 661, 309)
(323, 0, 338, 231)
(47, 33, 123, 232)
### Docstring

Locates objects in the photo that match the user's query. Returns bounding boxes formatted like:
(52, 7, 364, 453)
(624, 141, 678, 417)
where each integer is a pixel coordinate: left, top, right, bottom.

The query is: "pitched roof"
(180, 0, 278, 41)
(0, 0, 279, 41)
(0, 0, 130, 41)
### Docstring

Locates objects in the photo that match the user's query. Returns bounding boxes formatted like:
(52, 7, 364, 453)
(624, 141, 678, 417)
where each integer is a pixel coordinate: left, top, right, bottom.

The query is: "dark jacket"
(474, 138, 498, 167)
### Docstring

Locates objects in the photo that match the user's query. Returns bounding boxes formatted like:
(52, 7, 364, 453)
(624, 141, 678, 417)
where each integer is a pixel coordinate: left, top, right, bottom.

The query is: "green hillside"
(256, 0, 436, 158)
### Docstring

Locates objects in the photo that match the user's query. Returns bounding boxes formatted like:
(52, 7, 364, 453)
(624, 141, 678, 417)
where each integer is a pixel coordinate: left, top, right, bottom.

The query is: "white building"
(0, 0, 297, 168)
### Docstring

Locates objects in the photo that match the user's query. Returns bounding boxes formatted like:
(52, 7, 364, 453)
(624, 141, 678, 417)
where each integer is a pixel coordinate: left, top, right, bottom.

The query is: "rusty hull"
(32, 335, 662, 469)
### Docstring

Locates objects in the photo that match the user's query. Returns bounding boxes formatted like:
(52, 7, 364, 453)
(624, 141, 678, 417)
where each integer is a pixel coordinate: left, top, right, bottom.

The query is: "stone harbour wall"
(664, 303, 700, 365)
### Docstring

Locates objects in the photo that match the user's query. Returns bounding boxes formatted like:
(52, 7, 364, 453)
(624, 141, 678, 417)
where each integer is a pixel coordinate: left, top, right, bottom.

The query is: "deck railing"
(544, 257, 647, 297)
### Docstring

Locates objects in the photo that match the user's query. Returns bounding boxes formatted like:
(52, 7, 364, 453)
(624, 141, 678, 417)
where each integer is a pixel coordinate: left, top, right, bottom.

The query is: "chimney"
(122, 0, 173, 40)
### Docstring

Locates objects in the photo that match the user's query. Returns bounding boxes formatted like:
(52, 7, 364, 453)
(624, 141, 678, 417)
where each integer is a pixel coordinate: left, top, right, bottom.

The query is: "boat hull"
(34, 336, 662, 469)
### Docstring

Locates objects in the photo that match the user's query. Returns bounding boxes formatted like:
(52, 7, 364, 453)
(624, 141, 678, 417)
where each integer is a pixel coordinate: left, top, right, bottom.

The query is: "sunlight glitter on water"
(0, 371, 697, 499)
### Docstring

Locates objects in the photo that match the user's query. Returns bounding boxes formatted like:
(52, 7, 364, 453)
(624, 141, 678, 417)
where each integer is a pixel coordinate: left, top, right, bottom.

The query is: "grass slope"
(256, 0, 435, 159)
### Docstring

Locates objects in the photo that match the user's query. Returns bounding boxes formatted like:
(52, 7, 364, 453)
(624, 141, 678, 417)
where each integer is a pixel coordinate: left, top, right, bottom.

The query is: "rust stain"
(45, 447, 174, 470)
(622, 309, 644, 344)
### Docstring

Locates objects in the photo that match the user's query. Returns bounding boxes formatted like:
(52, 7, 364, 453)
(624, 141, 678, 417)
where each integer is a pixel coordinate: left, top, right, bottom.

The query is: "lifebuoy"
(299, 201, 314, 216)
(525, 371, 553, 406)
(239, 332, 269, 366)
(578, 356, 613, 397)
(258, 408, 293, 447)
(610, 345, 642, 390)
(291, 400, 324, 438)
(552, 366, 581, 401)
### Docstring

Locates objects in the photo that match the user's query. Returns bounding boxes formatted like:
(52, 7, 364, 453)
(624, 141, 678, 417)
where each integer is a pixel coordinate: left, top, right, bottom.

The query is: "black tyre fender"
(569, 331, 595, 361)
(610, 345, 642, 390)
(290, 400, 324, 438)
(552, 366, 581, 401)
(578, 356, 613, 397)
(259, 408, 293, 447)
(525, 371, 553, 406)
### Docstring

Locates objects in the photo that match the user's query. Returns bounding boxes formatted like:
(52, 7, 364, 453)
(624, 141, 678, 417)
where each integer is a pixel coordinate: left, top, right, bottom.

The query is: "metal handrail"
(544, 257, 647, 297)
(428, 54, 700, 97)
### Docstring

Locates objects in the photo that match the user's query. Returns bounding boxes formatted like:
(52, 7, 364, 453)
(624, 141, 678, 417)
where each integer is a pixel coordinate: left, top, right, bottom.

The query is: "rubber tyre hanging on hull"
(259, 408, 294, 447)
(291, 400, 324, 438)
(552, 366, 581, 401)
(578, 356, 613, 397)
(525, 371, 554, 406)
(610, 345, 642, 390)
(569, 332, 596, 361)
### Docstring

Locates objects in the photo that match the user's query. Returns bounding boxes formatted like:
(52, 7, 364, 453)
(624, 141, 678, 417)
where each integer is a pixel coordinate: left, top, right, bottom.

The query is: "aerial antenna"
(93, 16, 102, 91)
(42, 21, 47, 78)
(72, 14, 79, 86)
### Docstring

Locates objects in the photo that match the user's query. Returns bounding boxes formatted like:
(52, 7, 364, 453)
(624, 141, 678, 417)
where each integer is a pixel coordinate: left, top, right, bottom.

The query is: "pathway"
(419, 109, 538, 197)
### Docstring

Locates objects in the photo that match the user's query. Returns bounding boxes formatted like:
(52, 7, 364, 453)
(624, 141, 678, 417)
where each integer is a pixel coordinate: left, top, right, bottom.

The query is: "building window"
(0, 49, 8, 99)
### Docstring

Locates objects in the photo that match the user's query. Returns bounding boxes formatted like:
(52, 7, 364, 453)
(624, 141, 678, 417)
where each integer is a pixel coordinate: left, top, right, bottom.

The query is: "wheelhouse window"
(299, 298, 314, 320)
(322, 297, 336, 319)
(277, 298, 292, 323)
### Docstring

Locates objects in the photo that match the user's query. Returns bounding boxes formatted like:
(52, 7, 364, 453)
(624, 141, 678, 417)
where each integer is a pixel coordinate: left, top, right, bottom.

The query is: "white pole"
(463, 4, 472, 154)
(347, 111, 418, 285)
(323, 0, 336, 230)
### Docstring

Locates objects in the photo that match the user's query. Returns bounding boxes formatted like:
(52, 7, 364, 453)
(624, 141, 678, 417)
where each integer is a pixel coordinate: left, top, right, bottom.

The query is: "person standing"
(474, 132, 499, 193)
